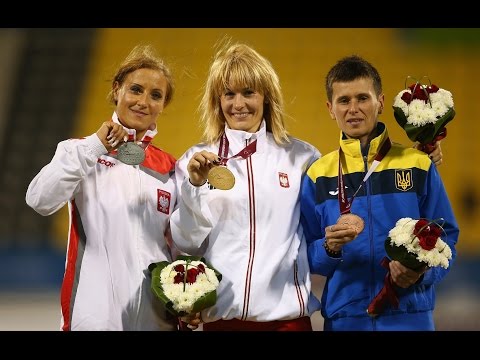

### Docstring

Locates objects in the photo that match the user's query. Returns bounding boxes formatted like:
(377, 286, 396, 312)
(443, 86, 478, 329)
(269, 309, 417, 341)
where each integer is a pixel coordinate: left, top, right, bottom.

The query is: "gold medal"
(337, 213, 365, 234)
(207, 166, 235, 190)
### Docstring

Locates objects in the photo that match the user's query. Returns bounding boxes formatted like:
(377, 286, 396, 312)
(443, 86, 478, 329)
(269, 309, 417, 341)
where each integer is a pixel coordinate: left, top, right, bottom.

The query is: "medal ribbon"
(113, 113, 156, 149)
(139, 129, 156, 149)
(218, 133, 257, 165)
(125, 128, 137, 142)
(124, 128, 155, 149)
(338, 137, 392, 215)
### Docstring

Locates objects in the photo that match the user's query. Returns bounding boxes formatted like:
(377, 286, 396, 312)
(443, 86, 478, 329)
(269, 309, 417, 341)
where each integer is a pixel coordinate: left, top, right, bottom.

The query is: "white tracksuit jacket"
(170, 121, 322, 323)
(25, 114, 177, 331)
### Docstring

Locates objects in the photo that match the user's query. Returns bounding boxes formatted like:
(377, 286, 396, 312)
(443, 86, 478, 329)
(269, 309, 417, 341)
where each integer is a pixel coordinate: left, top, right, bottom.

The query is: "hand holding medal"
(336, 149, 366, 235)
(204, 133, 257, 191)
(187, 151, 223, 188)
(335, 138, 392, 235)
(97, 120, 146, 166)
(336, 213, 365, 234)
(116, 129, 146, 166)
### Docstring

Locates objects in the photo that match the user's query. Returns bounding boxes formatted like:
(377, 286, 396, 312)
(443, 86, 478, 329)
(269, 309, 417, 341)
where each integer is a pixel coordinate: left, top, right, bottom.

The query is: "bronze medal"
(207, 166, 235, 190)
(117, 142, 145, 165)
(337, 213, 365, 234)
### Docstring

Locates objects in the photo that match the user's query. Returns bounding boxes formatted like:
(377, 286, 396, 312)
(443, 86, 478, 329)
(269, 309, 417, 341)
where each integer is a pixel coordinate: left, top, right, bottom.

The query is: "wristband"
(324, 240, 341, 258)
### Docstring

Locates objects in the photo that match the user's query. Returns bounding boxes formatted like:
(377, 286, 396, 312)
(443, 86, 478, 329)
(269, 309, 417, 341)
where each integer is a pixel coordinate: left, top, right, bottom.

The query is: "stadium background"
(0, 28, 478, 330)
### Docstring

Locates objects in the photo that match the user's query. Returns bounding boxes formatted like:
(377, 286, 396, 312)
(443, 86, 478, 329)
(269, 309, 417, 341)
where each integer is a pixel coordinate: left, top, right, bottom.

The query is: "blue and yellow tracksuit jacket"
(300, 122, 459, 330)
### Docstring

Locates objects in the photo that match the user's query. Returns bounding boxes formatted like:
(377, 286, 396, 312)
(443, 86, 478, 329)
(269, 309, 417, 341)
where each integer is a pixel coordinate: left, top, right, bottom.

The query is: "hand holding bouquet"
(393, 77, 455, 154)
(367, 217, 452, 317)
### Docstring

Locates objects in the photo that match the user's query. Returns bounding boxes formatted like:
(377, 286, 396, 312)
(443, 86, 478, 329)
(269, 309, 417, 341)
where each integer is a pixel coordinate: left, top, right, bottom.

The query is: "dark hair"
(325, 55, 382, 102)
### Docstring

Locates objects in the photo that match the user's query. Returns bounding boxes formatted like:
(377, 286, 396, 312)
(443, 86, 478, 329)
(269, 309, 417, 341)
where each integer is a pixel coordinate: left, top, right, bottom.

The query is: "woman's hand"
(180, 312, 202, 330)
(187, 151, 220, 186)
(389, 260, 427, 288)
(96, 121, 128, 152)
(415, 140, 443, 166)
(324, 223, 358, 252)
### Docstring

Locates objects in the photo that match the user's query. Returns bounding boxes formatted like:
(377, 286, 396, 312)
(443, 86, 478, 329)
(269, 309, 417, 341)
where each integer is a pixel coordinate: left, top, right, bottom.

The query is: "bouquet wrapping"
(367, 217, 452, 317)
(393, 77, 455, 154)
(149, 255, 222, 317)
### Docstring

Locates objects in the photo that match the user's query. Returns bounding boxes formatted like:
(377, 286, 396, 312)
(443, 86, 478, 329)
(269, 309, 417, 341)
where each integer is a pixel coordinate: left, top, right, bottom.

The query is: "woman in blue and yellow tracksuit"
(300, 55, 459, 331)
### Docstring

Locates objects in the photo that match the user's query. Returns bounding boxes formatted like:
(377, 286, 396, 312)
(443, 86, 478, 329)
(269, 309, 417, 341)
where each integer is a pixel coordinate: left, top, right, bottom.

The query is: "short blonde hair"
(199, 42, 289, 145)
(107, 44, 174, 107)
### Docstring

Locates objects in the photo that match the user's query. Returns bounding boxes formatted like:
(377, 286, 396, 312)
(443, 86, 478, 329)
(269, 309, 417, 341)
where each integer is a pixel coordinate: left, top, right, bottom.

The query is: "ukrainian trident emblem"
(395, 169, 413, 191)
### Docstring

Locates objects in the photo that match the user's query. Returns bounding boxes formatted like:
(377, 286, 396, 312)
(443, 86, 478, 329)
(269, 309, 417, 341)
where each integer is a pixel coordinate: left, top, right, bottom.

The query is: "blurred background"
(0, 28, 478, 331)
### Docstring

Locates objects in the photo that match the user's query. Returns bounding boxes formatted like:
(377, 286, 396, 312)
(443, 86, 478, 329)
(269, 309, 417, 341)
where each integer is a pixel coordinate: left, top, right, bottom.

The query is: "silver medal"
(117, 142, 145, 165)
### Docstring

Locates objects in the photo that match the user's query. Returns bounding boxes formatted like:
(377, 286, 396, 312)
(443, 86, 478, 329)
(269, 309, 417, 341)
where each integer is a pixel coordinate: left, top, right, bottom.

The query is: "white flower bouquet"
(367, 217, 452, 317)
(149, 255, 222, 317)
(393, 77, 455, 154)
(385, 217, 452, 270)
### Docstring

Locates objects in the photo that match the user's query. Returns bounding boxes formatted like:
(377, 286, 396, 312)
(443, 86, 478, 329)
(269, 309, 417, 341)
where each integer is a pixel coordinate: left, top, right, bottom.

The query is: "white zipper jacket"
(25, 113, 177, 331)
(170, 121, 321, 323)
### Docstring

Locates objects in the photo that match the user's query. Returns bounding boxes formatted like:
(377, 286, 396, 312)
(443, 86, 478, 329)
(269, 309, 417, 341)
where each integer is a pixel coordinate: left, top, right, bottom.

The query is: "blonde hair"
(199, 42, 289, 145)
(107, 44, 174, 107)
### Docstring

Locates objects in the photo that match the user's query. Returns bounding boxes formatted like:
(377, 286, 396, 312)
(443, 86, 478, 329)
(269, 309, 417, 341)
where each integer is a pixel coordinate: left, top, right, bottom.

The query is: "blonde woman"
(170, 43, 321, 331)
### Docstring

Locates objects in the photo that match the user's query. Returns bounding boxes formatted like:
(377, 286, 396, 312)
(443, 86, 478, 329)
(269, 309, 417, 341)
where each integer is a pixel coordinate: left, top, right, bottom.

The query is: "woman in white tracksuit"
(25, 45, 178, 331)
(170, 43, 321, 331)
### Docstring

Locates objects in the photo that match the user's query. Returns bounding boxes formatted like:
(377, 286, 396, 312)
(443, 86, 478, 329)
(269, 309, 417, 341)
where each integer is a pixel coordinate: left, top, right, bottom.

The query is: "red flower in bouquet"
(149, 255, 222, 317)
(367, 217, 452, 317)
(393, 77, 455, 154)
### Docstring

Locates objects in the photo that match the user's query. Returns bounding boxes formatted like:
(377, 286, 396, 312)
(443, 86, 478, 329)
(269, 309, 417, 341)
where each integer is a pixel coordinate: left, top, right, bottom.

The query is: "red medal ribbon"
(218, 133, 257, 166)
(115, 112, 155, 149)
(139, 129, 155, 149)
(338, 137, 391, 215)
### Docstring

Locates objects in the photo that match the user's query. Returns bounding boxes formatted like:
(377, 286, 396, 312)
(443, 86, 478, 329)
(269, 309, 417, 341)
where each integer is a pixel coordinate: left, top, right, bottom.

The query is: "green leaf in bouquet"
(191, 290, 217, 313)
(393, 106, 455, 144)
(149, 261, 182, 316)
(403, 122, 435, 144)
(384, 238, 425, 271)
(393, 106, 408, 128)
